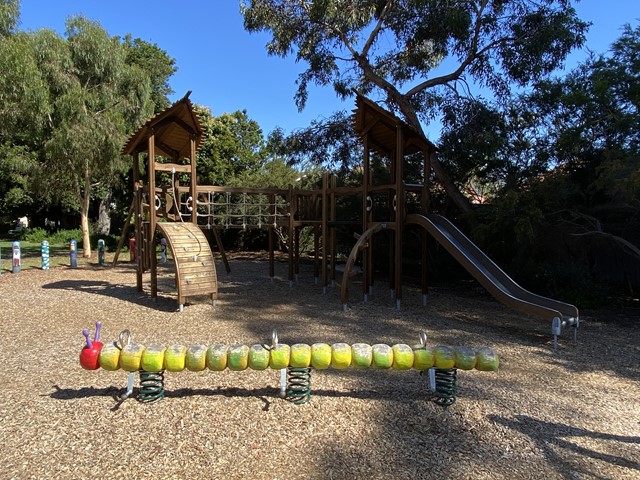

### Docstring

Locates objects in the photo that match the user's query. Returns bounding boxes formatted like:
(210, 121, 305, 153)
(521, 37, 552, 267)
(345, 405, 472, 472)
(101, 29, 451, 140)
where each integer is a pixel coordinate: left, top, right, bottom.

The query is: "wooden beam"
(154, 162, 192, 173)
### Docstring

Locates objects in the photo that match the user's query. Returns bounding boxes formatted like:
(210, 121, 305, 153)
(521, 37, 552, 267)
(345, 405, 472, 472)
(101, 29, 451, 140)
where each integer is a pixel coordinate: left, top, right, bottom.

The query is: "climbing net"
(174, 190, 291, 229)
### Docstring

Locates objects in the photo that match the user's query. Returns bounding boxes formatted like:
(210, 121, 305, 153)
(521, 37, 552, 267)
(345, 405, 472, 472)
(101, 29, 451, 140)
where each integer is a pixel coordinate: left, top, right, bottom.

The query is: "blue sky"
(17, 1, 640, 139)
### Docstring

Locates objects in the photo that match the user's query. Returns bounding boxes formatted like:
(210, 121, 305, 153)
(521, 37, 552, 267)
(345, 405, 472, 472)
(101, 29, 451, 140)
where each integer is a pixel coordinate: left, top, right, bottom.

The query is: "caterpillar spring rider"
(80, 322, 499, 407)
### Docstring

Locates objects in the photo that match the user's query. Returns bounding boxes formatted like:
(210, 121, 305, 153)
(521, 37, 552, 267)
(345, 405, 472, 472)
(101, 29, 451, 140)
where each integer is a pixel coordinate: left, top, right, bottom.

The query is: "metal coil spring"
(286, 367, 312, 405)
(138, 370, 165, 403)
(433, 368, 457, 408)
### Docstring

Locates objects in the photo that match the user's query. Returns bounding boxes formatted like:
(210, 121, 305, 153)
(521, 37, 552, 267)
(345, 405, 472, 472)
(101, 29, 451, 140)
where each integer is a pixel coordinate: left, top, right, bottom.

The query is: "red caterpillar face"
(79, 322, 103, 370)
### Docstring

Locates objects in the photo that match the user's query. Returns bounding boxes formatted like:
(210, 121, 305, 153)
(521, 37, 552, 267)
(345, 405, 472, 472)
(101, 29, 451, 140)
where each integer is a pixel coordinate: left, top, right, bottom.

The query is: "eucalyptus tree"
(123, 35, 177, 113)
(241, 0, 588, 213)
(40, 16, 155, 256)
(526, 23, 640, 204)
(196, 106, 266, 186)
(0, 0, 19, 36)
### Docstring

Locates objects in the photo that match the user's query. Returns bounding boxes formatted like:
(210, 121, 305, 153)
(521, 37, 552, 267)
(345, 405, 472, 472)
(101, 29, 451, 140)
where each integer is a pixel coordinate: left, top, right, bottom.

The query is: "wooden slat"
(154, 162, 192, 173)
(156, 221, 218, 307)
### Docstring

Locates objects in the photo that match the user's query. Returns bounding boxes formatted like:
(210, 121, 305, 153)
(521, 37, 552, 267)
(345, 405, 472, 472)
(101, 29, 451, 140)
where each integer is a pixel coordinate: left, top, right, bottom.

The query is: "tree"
(241, 0, 588, 213)
(266, 110, 362, 176)
(123, 35, 177, 113)
(0, 15, 155, 254)
(0, 0, 19, 37)
(43, 16, 154, 256)
(196, 106, 266, 185)
(526, 23, 640, 204)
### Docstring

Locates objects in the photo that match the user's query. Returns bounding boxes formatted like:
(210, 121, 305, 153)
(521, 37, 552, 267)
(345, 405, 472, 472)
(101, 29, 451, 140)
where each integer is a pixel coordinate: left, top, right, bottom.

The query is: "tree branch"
(361, 0, 394, 58)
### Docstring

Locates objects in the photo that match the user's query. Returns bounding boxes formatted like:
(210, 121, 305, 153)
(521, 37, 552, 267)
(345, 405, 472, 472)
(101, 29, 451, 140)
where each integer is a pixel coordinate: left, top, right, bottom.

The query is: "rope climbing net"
(176, 190, 291, 229)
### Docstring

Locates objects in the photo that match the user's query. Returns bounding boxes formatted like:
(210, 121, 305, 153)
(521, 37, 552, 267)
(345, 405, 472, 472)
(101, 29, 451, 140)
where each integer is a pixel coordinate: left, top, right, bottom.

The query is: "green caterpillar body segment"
(228, 344, 250, 371)
(269, 344, 290, 369)
(290, 343, 312, 368)
(351, 343, 372, 368)
(141, 344, 166, 372)
(392, 344, 414, 370)
(120, 344, 145, 372)
(454, 346, 477, 370)
(248, 344, 270, 370)
(206, 344, 228, 371)
(371, 344, 394, 369)
(311, 343, 332, 369)
(165, 345, 187, 372)
(475, 347, 500, 371)
(412, 345, 435, 370)
(434, 345, 456, 369)
(186, 345, 208, 371)
(98, 343, 120, 371)
(331, 343, 352, 369)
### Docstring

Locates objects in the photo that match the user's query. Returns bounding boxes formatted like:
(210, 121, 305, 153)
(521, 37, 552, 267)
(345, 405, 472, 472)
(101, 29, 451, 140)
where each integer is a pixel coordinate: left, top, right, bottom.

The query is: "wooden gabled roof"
(122, 91, 204, 158)
(352, 94, 437, 156)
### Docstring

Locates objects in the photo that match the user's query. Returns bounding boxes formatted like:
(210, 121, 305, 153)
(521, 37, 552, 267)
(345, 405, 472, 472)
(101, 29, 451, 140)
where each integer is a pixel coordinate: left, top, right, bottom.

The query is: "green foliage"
(0, 6, 178, 255)
(266, 111, 361, 171)
(122, 34, 177, 113)
(20, 226, 119, 251)
(0, 0, 19, 36)
(196, 106, 266, 186)
(242, 1, 588, 214)
(241, 0, 587, 116)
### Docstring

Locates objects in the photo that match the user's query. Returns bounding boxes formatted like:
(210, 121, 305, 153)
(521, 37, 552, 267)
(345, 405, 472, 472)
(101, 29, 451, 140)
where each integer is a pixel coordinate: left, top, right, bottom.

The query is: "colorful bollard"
(41, 240, 49, 270)
(70, 240, 77, 268)
(98, 239, 105, 266)
(12, 241, 21, 273)
(129, 237, 136, 263)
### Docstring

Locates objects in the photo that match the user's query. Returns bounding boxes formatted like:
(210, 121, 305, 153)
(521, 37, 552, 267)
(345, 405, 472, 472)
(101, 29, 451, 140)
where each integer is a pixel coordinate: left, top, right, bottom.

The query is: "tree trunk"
(97, 195, 111, 235)
(392, 93, 473, 215)
(430, 156, 472, 214)
(81, 169, 92, 258)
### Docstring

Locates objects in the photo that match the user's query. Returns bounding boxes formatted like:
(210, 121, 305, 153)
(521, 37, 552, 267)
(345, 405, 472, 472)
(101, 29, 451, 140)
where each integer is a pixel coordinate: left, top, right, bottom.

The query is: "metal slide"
(406, 214, 579, 344)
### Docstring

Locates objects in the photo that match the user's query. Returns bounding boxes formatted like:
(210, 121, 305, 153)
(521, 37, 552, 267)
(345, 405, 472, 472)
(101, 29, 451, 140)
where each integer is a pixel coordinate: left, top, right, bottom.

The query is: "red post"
(129, 238, 136, 263)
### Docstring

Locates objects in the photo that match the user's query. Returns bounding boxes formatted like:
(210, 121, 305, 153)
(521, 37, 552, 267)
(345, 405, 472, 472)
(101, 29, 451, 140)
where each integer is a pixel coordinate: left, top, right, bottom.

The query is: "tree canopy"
(0, 8, 175, 256)
(241, 0, 589, 212)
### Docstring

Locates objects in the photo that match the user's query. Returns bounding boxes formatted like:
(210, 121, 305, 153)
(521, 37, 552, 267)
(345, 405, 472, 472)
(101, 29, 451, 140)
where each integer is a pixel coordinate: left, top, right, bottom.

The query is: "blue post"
(12, 241, 21, 273)
(98, 239, 105, 266)
(70, 240, 77, 268)
(41, 240, 49, 270)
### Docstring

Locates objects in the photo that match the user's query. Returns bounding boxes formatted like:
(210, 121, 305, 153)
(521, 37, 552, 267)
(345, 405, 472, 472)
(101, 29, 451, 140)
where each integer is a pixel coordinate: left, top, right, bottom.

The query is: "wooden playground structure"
(120, 92, 579, 343)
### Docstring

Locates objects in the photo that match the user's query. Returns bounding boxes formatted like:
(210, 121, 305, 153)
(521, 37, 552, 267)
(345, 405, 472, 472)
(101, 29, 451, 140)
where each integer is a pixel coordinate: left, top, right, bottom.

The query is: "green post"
(98, 239, 105, 266)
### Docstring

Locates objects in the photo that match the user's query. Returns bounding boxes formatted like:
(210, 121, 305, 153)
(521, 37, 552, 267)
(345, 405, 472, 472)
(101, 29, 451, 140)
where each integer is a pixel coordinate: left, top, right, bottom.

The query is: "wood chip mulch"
(0, 256, 638, 479)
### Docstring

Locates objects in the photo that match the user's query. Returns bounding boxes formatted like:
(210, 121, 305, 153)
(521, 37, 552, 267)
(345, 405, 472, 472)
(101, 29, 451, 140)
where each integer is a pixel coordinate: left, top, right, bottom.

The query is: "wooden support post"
(190, 136, 198, 224)
(112, 197, 135, 267)
(362, 133, 371, 299)
(133, 152, 143, 291)
(148, 133, 158, 298)
(321, 173, 328, 289)
(212, 228, 230, 274)
(269, 193, 275, 278)
(394, 125, 404, 308)
(288, 185, 294, 283)
(330, 175, 337, 285)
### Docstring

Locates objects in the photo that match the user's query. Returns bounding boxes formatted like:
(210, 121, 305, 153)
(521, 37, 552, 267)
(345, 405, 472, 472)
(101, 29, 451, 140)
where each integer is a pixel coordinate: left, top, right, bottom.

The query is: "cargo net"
(177, 191, 290, 229)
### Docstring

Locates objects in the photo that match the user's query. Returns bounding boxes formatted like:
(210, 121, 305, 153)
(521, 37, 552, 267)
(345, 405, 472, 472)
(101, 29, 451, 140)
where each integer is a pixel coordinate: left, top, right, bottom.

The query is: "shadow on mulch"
(41, 279, 177, 312)
(49, 383, 437, 405)
(488, 414, 640, 473)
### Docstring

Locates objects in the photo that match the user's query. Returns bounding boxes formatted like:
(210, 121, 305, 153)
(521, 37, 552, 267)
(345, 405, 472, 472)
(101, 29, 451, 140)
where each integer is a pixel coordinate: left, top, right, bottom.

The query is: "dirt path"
(0, 258, 638, 479)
